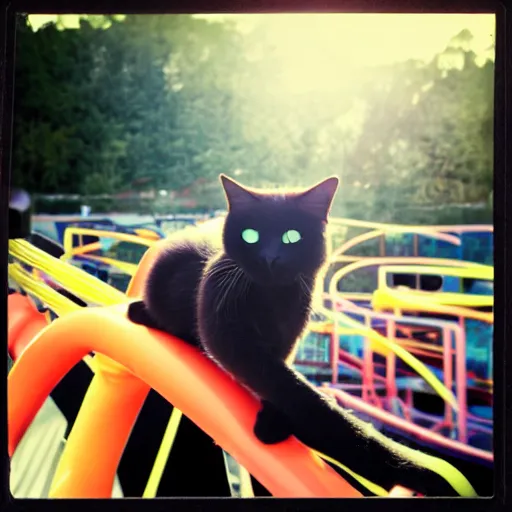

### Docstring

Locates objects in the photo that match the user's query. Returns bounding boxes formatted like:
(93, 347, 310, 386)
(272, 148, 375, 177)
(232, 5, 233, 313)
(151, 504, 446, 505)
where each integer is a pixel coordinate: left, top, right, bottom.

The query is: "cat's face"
(220, 174, 339, 287)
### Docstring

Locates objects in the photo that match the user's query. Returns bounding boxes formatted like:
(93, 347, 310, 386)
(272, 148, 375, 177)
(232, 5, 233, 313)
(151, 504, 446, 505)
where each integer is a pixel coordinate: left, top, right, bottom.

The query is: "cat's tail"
(218, 346, 477, 497)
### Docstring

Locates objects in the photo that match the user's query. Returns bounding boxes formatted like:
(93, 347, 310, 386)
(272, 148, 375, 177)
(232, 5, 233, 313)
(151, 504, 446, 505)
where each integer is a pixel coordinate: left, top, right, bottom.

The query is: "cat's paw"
(127, 301, 160, 329)
(254, 401, 293, 444)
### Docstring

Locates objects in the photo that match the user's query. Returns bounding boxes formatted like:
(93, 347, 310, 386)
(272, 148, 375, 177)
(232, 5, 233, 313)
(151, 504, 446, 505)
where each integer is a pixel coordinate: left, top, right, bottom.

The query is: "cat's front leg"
(254, 400, 293, 444)
(127, 300, 162, 330)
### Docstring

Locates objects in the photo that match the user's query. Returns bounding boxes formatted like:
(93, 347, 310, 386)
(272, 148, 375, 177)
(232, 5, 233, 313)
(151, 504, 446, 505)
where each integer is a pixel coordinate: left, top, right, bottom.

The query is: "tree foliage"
(12, 16, 494, 222)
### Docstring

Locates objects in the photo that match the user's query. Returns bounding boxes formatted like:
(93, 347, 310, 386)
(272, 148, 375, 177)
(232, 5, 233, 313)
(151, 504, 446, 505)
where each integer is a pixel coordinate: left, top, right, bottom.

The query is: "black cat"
(128, 174, 474, 497)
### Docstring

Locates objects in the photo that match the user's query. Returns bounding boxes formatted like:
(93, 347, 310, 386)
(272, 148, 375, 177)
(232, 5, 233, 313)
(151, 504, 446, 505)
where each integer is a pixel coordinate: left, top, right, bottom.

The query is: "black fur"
(128, 174, 472, 497)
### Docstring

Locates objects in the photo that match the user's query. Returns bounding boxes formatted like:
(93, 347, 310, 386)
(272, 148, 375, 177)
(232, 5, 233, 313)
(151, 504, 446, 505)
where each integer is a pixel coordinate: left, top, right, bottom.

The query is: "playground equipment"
(8, 207, 365, 498)
(327, 257, 491, 303)
(8, 197, 485, 498)
(292, 222, 494, 495)
(334, 298, 490, 449)
(31, 213, 202, 243)
(30, 214, 208, 292)
(328, 218, 493, 264)
(60, 224, 160, 290)
(298, 301, 493, 495)
(377, 264, 493, 295)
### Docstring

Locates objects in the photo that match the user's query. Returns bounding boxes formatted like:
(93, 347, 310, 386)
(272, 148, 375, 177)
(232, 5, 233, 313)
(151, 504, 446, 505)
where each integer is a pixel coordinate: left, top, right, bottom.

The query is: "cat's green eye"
(282, 230, 301, 244)
(241, 228, 259, 244)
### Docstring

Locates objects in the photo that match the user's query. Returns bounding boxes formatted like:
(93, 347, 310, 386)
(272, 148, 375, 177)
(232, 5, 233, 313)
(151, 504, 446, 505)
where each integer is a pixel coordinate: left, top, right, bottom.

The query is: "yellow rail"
(372, 288, 493, 323)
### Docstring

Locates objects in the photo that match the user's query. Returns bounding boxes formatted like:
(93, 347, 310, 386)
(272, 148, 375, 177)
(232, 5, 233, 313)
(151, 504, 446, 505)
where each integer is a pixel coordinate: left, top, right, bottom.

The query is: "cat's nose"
(264, 255, 280, 270)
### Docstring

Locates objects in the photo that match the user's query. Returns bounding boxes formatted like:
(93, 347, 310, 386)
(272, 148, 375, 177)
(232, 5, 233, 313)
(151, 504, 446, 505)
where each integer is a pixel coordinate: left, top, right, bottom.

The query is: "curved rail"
(322, 387, 493, 465)
(61, 226, 160, 277)
(8, 293, 49, 360)
(327, 257, 490, 301)
(377, 265, 493, 281)
(9, 218, 487, 498)
(329, 218, 493, 234)
(8, 305, 360, 498)
(325, 295, 470, 445)
(372, 289, 493, 324)
(333, 229, 461, 261)
(330, 257, 489, 286)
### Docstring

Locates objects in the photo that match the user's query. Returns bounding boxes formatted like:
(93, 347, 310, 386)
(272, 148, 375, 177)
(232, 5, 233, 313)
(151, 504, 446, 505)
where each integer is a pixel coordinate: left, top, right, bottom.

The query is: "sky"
(196, 13, 495, 94)
(28, 13, 495, 67)
(197, 13, 495, 66)
(28, 13, 495, 95)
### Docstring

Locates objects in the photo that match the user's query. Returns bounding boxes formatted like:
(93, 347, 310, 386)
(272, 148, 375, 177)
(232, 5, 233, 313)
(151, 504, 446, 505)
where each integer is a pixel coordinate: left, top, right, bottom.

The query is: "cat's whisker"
(234, 269, 249, 315)
(225, 269, 244, 317)
(239, 273, 251, 302)
(206, 262, 237, 280)
(217, 267, 235, 284)
(127, 178, 461, 499)
(215, 275, 233, 313)
(298, 274, 312, 296)
(228, 270, 240, 316)
(216, 265, 242, 315)
(213, 268, 235, 311)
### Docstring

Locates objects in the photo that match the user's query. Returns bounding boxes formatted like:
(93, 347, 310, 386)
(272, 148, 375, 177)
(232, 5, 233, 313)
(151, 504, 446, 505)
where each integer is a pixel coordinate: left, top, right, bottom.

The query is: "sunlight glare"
(198, 13, 495, 93)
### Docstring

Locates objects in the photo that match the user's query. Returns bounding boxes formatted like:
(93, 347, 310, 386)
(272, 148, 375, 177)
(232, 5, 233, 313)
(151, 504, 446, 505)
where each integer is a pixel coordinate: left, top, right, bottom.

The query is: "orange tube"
(7, 292, 144, 498)
(49, 354, 150, 498)
(71, 241, 102, 256)
(8, 304, 361, 498)
(45, 247, 159, 498)
(124, 240, 162, 298)
(8, 293, 48, 360)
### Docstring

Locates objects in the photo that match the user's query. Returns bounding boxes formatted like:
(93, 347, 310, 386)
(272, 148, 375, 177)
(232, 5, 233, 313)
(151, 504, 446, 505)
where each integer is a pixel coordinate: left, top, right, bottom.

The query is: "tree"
(12, 16, 494, 223)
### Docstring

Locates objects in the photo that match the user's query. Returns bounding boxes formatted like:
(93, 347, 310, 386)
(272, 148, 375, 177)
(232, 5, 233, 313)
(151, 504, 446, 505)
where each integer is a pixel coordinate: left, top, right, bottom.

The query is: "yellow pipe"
(9, 239, 126, 305)
(372, 289, 493, 323)
(379, 264, 493, 281)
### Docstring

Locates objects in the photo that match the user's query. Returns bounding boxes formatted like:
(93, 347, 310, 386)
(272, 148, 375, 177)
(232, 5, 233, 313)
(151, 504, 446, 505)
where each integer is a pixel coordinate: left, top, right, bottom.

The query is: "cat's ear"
(219, 174, 258, 211)
(295, 176, 339, 221)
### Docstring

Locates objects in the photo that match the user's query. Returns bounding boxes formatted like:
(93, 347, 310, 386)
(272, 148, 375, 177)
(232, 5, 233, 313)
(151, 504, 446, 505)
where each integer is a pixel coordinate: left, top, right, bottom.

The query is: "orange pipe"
(124, 240, 163, 298)
(70, 241, 102, 256)
(400, 346, 444, 360)
(8, 293, 48, 360)
(45, 248, 160, 498)
(49, 354, 150, 498)
(385, 321, 398, 399)
(397, 339, 445, 353)
(330, 327, 339, 385)
(6, 293, 139, 497)
(134, 228, 162, 241)
(64, 228, 155, 248)
(8, 304, 361, 498)
(441, 327, 454, 430)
